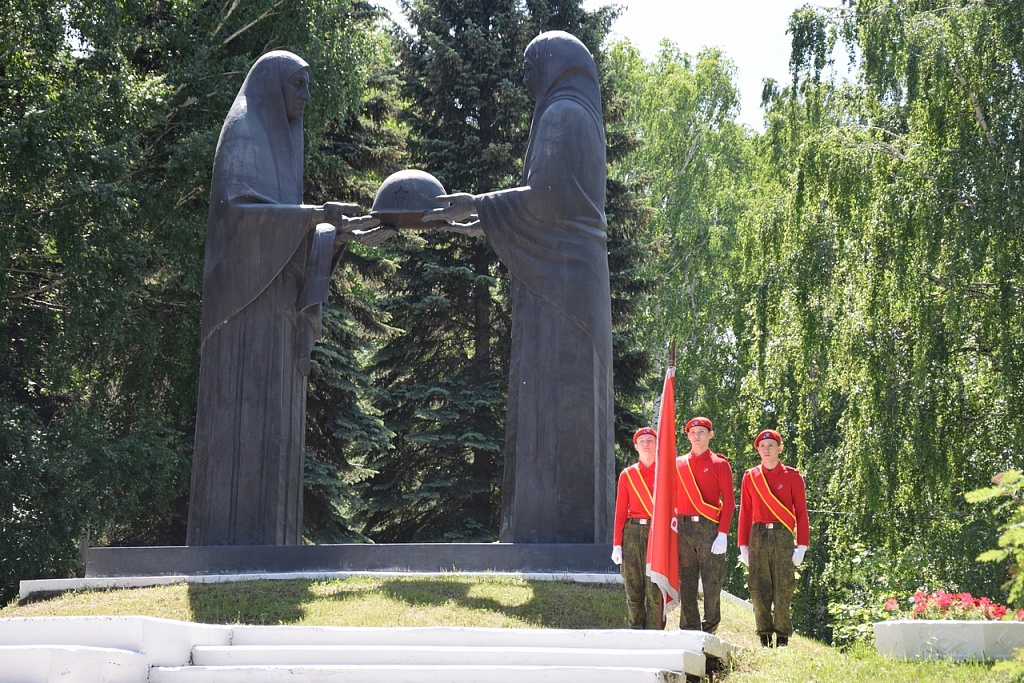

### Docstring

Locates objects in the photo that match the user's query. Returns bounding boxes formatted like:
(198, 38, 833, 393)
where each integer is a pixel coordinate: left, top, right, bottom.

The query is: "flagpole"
(650, 341, 670, 432)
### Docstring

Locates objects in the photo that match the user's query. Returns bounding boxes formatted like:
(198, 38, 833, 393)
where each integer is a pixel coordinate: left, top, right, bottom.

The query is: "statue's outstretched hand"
(323, 202, 378, 232)
(421, 193, 483, 236)
(341, 215, 381, 232)
(327, 202, 364, 215)
(423, 193, 477, 224)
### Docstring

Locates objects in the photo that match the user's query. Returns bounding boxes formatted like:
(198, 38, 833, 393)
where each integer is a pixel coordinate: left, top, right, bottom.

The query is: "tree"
(734, 0, 1024, 641)
(359, 0, 654, 540)
(304, 24, 408, 543)
(0, 0, 385, 603)
(357, 0, 530, 542)
(603, 40, 754, 454)
(2, 0, 192, 604)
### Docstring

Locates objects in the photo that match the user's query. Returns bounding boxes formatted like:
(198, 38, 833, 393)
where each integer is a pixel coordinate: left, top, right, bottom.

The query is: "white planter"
(874, 619, 1024, 660)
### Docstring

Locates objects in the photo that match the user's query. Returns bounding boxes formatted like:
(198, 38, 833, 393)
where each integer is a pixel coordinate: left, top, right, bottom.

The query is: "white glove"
(793, 545, 807, 567)
(710, 532, 727, 555)
(611, 545, 623, 565)
(739, 546, 749, 566)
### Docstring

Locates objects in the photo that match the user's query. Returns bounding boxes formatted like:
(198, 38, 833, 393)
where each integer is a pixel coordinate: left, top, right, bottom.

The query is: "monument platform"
(84, 543, 617, 578)
(12, 545, 747, 681)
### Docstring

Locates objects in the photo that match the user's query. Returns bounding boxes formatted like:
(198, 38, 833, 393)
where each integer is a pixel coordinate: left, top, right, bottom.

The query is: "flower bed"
(875, 591, 1024, 660)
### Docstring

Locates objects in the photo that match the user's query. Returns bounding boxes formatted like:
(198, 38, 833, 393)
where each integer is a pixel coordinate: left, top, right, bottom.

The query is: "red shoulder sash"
(625, 464, 653, 518)
(677, 455, 722, 523)
(750, 465, 796, 535)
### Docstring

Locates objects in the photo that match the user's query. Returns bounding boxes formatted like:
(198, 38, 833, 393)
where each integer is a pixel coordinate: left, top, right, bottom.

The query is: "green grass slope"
(1, 576, 1009, 682)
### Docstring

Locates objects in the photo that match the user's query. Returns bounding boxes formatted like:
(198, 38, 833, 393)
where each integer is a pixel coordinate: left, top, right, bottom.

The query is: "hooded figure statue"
(187, 50, 383, 546)
(427, 31, 614, 543)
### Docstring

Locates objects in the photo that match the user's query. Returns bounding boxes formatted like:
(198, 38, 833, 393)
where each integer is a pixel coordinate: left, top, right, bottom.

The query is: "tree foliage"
(736, 0, 1024, 641)
(354, 0, 530, 542)
(604, 0, 1024, 643)
(0, 0, 390, 603)
(7, 0, 1021, 649)
(604, 39, 752, 440)
(358, 0, 654, 540)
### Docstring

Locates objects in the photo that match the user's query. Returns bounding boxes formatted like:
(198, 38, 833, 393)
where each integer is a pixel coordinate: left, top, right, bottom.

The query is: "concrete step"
(190, 643, 700, 671)
(0, 615, 230, 666)
(0, 616, 731, 682)
(0, 644, 148, 683)
(230, 623, 730, 659)
(148, 663, 687, 683)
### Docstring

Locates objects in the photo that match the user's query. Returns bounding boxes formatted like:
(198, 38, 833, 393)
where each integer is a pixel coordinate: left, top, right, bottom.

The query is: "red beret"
(754, 429, 782, 448)
(685, 417, 713, 432)
(633, 427, 657, 444)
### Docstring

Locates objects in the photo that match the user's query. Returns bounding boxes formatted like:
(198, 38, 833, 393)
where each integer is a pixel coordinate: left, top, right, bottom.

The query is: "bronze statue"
(427, 31, 615, 543)
(187, 50, 388, 546)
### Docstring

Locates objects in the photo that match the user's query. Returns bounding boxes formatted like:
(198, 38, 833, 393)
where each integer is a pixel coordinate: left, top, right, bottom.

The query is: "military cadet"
(676, 417, 735, 633)
(738, 429, 810, 647)
(611, 427, 663, 629)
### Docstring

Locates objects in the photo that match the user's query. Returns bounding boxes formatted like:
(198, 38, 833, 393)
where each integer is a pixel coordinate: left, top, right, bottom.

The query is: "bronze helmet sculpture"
(371, 169, 448, 228)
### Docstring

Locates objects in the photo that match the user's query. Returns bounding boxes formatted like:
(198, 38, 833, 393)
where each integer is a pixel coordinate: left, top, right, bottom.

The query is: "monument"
(427, 31, 615, 544)
(185, 32, 614, 549)
(187, 50, 389, 546)
(90, 36, 616, 578)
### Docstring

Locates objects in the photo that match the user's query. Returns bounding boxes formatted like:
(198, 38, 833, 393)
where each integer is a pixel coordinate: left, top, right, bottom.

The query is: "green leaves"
(605, 39, 750, 438)
(0, 0, 385, 602)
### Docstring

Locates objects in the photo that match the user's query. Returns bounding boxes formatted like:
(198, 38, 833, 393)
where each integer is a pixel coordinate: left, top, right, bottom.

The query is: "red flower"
(891, 590, 1016, 621)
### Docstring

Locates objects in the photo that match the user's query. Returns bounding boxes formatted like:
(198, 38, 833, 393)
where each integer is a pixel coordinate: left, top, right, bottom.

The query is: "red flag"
(647, 362, 679, 615)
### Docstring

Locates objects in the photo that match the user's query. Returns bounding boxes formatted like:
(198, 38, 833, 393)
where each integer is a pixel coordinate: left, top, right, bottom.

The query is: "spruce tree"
(359, 0, 529, 542)
(304, 28, 407, 543)
(359, 0, 654, 540)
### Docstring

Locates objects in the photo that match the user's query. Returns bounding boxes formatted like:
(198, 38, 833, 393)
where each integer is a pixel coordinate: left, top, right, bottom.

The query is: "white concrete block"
(149, 664, 687, 683)
(190, 643, 700, 673)
(875, 619, 1024, 661)
(230, 624, 710, 652)
(0, 645, 147, 683)
(0, 616, 231, 666)
(0, 612, 730, 681)
(139, 616, 232, 665)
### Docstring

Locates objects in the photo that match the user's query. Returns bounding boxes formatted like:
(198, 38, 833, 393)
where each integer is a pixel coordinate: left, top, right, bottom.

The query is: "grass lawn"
(1, 575, 1011, 682)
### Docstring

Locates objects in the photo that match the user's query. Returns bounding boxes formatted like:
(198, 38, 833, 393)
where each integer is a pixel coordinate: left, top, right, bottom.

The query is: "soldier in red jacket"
(675, 417, 735, 633)
(611, 427, 662, 629)
(738, 429, 810, 647)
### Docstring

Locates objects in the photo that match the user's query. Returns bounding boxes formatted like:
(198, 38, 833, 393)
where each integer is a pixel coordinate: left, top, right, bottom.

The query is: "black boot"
(759, 634, 773, 648)
(776, 636, 789, 647)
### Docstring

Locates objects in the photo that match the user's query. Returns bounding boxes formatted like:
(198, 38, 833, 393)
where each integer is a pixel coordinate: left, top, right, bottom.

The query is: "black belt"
(627, 518, 650, 525)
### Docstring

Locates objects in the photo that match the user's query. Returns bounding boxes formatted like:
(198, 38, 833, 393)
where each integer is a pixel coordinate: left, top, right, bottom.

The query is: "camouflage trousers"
(621, 520, 663, 629)
(748, 523, 796, 638)
(677, 515, 726, 633)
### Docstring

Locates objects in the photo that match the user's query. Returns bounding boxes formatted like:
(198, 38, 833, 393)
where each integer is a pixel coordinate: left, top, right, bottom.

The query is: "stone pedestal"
(85, 543, 616, 578)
